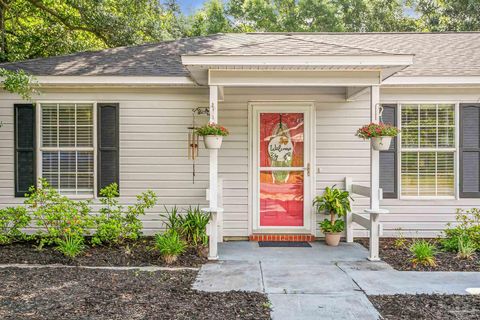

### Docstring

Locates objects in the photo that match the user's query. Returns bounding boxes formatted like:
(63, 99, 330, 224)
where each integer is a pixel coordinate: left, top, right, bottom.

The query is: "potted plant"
(313, 186, 352, 246)
(196, 122, 229, 149)
(356, 122, 400, 151)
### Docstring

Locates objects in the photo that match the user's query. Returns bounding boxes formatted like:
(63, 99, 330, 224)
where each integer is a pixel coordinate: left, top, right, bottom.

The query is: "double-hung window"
(400, 104, 456, 198)
(39, 103, 95, 196)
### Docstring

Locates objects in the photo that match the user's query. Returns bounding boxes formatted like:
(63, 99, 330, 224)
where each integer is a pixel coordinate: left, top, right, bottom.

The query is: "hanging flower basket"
(196, 123, 229, 149)
(356, 122, 400, 151)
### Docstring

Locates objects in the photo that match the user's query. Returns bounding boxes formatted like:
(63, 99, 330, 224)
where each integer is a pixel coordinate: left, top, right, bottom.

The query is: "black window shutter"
(380, 104, 397, 199)
(460, 103, 480, 198)
(14, 104, 36, 197)
(97, 103, 119, 196)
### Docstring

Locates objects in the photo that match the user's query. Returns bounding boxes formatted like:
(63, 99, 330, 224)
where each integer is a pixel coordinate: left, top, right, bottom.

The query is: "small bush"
(155, 231, 186, 264)
(92, 183, 157, 246)
(24, 179, 92, 249)
(409, 240, 437, 267)
(182, 206, 210, 247)
(441, 208, 480, 252)
(0, 206, 31, 244)
(56, 235, 85, 258)
(457, 238, 476, 260)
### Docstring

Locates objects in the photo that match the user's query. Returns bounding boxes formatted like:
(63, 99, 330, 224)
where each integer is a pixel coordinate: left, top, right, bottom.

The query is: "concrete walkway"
(193, 241, 480, 320)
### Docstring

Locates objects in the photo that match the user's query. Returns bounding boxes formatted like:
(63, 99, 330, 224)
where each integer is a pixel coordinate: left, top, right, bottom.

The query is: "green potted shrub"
(356, 122, 400, 151)
(196, 122, 229, 149)
(313, 186, 352, 246)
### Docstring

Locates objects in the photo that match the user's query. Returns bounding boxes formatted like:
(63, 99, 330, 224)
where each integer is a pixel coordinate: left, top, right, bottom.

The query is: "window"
(40, 103, 95, 196)
(400, 104, 455, 197)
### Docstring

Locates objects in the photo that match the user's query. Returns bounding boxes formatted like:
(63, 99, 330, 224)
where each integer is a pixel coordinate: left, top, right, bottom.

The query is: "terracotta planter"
(203, 135, 223, 149)
(163, 254, 178, 264)
(371, 136, 392, 151)
(324, 232, 342, 246)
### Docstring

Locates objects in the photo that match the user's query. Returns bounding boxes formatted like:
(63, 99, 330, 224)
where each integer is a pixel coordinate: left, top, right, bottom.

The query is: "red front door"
(258, 112, 305, 227)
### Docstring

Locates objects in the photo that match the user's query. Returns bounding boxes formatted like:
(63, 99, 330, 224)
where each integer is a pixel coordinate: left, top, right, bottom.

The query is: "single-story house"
(1, 33, 479, 256)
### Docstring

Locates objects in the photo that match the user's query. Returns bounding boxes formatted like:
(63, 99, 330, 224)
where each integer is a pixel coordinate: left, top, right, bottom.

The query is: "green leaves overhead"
(0, 0, 477, 64)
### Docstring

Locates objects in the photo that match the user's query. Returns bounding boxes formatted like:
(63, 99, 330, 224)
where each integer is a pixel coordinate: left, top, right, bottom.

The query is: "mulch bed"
(0, 267, 271, 320)
(370, 294, 480, 320)
(0, 239, 206, 267)
(356, 238, 480, 271)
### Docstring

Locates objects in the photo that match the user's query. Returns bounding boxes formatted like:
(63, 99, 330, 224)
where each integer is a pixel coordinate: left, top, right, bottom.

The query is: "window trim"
(36, 101, 97, 199)
(397, 102, 459, 200)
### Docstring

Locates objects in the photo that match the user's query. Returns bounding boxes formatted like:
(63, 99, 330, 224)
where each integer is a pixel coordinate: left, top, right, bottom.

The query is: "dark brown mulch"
(0, 239, 206, 267)
(0, 267, 271, 320)
(356, 238, 480, 271)
(370, 294, 480, 320)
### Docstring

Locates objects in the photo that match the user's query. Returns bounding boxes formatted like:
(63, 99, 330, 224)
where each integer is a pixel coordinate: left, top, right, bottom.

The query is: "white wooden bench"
(345, 176, 389, 261)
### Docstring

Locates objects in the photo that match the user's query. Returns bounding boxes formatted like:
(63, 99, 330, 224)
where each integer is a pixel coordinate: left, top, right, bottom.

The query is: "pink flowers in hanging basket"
(356, 122, 400, 139)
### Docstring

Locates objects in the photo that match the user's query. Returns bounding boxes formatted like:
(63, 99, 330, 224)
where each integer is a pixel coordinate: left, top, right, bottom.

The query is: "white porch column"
(207, 85, 219, 260)
(368, 85, 381, 261)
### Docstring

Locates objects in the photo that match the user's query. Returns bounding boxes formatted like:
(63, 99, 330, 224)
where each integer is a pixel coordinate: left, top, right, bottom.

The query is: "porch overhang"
(181, 54, 414, 86)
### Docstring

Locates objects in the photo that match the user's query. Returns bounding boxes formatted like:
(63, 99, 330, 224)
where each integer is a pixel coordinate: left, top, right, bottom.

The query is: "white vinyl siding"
(40, 103, 95, 196)
(400, 104, 456, 198)
(1, 86, 479, 238)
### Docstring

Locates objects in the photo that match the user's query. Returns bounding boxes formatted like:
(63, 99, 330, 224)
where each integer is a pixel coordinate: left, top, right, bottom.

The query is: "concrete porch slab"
(268, 292, 380, 320)
(193, 260, 263, 292)
(262, 263, 360, 294)
(219, 241, 370, 264)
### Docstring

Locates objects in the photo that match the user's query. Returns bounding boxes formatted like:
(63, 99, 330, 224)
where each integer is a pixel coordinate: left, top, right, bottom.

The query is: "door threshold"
(249, 234, 316, 242)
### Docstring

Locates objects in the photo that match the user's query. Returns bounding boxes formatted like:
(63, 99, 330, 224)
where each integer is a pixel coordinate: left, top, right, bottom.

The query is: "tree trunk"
(330, 210, 335, 225)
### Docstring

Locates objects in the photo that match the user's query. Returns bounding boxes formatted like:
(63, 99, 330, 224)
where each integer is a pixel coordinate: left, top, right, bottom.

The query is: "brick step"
(249, 234, 316, 242)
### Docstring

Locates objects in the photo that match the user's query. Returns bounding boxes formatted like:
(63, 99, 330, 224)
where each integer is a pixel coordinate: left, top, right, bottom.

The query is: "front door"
(251, 103, 314, 233)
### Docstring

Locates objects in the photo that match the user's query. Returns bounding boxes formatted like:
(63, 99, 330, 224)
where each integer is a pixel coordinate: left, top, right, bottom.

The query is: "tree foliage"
(0, 0, 477, 64)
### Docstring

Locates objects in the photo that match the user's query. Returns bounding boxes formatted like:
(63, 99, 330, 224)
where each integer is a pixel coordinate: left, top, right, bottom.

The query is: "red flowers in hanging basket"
(196, 122, 230, 136)
(356, 122, 400, 139)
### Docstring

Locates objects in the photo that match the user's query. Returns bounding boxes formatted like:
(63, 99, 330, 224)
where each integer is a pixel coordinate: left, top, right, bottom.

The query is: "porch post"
(368, 85, 381, 261)
(207, 85, 219, 260)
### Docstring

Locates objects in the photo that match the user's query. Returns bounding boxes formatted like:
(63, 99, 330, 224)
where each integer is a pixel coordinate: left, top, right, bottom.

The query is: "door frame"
(248, 101, 316, 234)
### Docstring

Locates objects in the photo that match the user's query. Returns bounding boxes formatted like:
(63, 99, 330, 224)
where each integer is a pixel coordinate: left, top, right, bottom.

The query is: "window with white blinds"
(40, 103, 94, 195)
(400, 104, 456, 197)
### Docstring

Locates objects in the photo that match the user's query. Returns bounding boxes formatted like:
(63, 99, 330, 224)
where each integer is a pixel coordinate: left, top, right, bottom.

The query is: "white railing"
(345, 176, 389, 261)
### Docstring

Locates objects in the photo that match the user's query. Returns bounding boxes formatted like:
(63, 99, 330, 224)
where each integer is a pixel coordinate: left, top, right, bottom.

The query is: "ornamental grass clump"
(356, 122, 400, 139)
(155, 231, 186, 264)
(409, 239, 437, 267)
(195, 122, 229, 136)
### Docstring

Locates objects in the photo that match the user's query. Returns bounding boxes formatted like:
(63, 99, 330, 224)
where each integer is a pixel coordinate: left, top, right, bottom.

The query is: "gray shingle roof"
(1, 32, 480, 77)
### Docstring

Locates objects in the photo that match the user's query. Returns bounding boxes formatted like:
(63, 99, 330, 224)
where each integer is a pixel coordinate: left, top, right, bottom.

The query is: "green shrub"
(0, 206, 31, 245)
(56, 234, 85, 258)
(441, 208, 480, 252)
(409, 239, 437, 267)
(181, 206, 210, 247)
(155, 231, 186, 264)
(24, 179, 92, 249)
(457, 238, 476, 260)
(92, 183, 157, 246)
(314, 186, 351, 233)
(318, 219, 344, 233)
